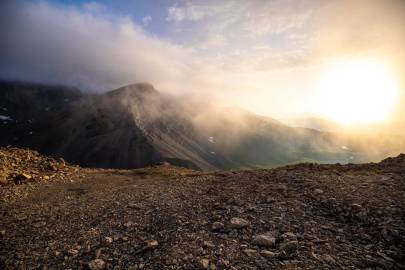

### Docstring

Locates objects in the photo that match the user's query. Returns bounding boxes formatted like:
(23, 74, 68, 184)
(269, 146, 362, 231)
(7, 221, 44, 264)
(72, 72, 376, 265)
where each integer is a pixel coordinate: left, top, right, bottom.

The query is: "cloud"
(166, 3, 210, 22)
(82, 2, 105, 13)
(0, 0, 218, 93)
(0, 0, 404, 124)
(142, 15, 152, 26)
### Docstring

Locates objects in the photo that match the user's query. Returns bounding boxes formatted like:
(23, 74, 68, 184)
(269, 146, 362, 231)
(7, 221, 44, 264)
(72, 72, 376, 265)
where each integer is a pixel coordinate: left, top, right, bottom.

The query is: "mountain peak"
(107, 82, 159, 98)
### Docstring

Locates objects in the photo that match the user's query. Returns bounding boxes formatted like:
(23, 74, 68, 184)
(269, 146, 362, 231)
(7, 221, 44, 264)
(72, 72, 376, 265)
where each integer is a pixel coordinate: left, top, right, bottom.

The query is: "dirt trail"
(1, 153, 405, 269)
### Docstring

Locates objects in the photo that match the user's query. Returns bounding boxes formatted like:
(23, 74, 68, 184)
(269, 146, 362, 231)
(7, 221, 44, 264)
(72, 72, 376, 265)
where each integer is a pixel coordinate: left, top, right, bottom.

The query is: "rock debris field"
(0, 148, 404, 269)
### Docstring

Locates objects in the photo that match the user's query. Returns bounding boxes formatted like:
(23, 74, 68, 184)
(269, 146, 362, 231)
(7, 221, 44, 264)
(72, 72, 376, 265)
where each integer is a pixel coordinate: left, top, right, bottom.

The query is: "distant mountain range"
(0, 81, 366, 170)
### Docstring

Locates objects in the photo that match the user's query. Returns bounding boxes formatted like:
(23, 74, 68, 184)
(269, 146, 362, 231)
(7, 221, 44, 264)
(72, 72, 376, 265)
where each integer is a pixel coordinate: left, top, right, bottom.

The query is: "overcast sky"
(1, 0, 404, 121)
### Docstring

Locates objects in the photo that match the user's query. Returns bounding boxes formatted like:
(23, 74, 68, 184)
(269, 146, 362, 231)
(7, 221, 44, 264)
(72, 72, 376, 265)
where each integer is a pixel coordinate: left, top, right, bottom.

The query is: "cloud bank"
(0, 0, 404, 122)
(0, 0, 221, 94)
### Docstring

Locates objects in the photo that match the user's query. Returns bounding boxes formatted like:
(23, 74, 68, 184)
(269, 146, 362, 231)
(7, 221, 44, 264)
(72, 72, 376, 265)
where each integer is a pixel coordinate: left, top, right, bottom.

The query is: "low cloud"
(0, 0, 404, 124)
(0, 0, 219, 94)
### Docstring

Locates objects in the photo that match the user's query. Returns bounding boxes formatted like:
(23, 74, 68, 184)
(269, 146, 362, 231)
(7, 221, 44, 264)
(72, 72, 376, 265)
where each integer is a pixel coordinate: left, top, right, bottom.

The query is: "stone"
(124, 221, 135, 228)
(145, 240, 158, 251)
(243, 249, 258, 257)
(21, 173, 32, 180)
(203, 241, 215, 248)
(0, 176, 7, 186)
(323, 254, 336, 265)
(211, 222, 224, 232)
(88, 259, 106, 270)
(314, 189, 324, 195)
(68, 249, 79, 256)
(280, 241, 298, 254)
(280, 232, 297, 242)
(33, 221, 46, 228)
(260, 250, 278, 258)
(200, 258, 210, 269)
(351, 203, 363, 212)
(13, 173, 32, 184)
(229, 217, 249, 229)
(252, 234, 276, 247)
(104, 237, 113, 244)
(128, 203, 141, 209)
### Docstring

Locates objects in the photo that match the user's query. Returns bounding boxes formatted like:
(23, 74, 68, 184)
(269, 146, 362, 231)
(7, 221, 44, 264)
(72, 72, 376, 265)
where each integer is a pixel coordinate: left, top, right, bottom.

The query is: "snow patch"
(0, 115, 12, 121)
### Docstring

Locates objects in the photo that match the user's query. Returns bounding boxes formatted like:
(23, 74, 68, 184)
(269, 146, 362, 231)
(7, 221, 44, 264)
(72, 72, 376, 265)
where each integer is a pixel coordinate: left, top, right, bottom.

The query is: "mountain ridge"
(0, 81, 355, 170)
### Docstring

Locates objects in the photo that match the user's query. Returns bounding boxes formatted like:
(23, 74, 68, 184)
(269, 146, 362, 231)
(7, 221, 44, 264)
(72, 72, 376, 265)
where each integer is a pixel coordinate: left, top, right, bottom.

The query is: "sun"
(314, 59, 399, 125)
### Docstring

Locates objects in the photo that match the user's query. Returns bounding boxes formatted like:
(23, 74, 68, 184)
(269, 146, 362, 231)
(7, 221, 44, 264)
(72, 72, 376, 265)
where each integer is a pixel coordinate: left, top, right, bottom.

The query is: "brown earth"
(0, 148, 404, 269)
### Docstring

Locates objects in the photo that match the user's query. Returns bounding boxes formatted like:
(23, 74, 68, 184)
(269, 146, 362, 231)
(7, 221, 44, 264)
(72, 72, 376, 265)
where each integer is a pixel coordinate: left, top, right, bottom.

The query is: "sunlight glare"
(314, 59, 399, 125)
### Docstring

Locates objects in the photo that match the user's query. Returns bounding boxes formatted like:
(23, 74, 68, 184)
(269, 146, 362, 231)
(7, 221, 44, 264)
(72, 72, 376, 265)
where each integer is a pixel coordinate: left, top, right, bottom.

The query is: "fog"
(1, 0, 405, 162)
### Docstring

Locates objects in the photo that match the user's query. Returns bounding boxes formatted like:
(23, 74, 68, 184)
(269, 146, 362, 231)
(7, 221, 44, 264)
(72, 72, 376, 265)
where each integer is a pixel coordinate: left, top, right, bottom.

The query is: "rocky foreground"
(0, 148, 404, 269)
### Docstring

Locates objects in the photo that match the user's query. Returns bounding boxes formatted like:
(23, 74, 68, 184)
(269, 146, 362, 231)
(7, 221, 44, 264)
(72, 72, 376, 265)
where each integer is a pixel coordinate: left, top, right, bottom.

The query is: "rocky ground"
(0, 148, 81, 186)
(0, 148, 404, 269)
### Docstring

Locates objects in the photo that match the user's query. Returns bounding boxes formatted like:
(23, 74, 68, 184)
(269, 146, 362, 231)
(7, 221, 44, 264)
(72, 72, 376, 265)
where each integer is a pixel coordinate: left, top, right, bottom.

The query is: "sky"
(1, 0, 404, 125)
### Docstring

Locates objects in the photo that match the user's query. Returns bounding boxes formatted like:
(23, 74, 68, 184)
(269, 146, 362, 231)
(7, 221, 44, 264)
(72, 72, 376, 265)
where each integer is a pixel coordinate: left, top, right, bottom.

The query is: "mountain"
(0, 81, 354, 170)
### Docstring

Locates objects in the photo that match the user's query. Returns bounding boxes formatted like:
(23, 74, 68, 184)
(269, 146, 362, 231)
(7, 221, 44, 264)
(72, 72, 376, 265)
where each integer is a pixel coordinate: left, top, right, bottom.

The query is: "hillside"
(0, 148, 404, 269)
(0, 81, 353, 170)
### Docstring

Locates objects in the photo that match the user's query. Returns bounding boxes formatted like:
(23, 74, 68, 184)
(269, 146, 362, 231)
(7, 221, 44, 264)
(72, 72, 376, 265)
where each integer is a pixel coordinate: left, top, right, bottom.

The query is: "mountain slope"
(0, 81, 353, 170)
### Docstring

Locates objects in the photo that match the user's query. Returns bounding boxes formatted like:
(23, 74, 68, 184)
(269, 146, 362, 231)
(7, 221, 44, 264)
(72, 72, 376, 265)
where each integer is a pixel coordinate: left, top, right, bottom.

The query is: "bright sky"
(1, 0, 404, 125)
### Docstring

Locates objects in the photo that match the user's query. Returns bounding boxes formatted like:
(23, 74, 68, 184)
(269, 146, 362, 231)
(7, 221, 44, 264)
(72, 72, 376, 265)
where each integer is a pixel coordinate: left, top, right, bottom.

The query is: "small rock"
(13, 173, 32, 184)
(280, 240, 298, 254)
(280, 232, 297, 242)
(128, 203, 141, 209)
(88, 259, 106, 270)
(200, 258, 210, 269)
(104, 237, 113, 244)
(229, 217, 249, 229)
(260, 250, 278, 258)
(377, 259, 394, 269)
(351, 203, 363, 212)
(95, 249, 102, 259)
(220, 259, 230, 267)
(68, 249, 79, 256)
(323, 254, 336, 265)
(33, 221, 46, 228)
(211, 222, 224, 232)
(21, 173, 32, 179)
(0, 230, 5, 236)
(252, 234, 276, 247)
(124, 221, 135, 228)
(314, 189, 324, 195)
(145, 240, 158, 251)
(203, 241, 215, 248)
(243, 249, 258, 257)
